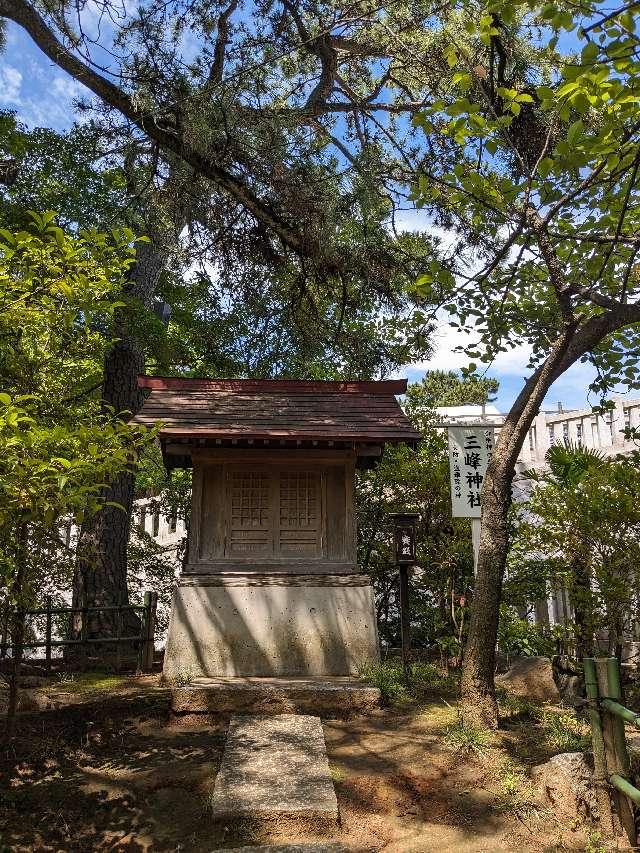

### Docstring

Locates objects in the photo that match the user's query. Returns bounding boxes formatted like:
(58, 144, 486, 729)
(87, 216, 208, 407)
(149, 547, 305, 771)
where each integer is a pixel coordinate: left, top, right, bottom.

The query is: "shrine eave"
(133, 375, 422, 468)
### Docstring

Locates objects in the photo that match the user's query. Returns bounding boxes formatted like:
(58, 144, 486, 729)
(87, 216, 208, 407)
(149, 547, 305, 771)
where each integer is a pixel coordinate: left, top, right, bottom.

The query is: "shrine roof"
(133, 376, 421, 444)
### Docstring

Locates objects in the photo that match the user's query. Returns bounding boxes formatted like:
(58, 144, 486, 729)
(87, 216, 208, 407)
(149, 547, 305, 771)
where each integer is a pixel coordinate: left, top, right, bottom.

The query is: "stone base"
(170, 676, 381, 717)
(162, 573, 380, 680)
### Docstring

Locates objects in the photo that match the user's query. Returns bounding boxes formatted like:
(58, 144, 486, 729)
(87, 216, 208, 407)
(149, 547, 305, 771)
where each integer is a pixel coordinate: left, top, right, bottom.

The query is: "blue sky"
(0, 20, 625, 414)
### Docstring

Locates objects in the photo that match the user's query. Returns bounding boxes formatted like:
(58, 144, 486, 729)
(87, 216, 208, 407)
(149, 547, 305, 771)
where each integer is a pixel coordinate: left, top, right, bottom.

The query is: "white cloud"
(0, 66, 23, 105)
(410, 317, 534, 377)
(52, 76, 85, 101)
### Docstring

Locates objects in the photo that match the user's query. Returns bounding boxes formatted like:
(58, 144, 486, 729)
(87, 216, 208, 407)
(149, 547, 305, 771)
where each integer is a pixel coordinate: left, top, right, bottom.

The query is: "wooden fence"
(0, 591, 158, 674)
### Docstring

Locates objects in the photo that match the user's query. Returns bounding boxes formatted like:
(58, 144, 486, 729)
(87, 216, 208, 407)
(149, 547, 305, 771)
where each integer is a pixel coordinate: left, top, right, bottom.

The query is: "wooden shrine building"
(134, 376, 421, 678)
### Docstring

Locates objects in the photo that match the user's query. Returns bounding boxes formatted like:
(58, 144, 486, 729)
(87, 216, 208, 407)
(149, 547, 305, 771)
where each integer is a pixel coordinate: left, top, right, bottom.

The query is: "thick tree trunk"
(71, 241, 165, 639)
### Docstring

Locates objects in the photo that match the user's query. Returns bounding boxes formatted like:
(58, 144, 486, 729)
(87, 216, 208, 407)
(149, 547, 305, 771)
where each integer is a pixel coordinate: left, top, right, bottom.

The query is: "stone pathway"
(210, 714, 339, 824)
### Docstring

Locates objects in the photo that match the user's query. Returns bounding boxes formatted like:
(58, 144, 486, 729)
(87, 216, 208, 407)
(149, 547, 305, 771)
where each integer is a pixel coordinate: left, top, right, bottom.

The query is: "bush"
(359, 660, 410, 705)
(497, 605, 554, 658)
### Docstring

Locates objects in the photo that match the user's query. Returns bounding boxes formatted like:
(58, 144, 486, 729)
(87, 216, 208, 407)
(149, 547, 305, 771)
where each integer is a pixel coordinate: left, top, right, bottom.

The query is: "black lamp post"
(389, 512, 420, 684)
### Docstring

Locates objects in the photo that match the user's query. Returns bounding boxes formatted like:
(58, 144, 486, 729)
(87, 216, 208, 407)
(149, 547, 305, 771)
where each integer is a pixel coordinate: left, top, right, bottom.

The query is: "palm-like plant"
(525, 440, 605, 487)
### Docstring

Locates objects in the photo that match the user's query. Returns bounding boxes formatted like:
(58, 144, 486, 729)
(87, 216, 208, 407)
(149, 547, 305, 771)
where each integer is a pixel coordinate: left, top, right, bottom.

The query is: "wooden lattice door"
(278, 470, 322, 557)
(224, 466, 324, 560)
(226, 469, 273, 556)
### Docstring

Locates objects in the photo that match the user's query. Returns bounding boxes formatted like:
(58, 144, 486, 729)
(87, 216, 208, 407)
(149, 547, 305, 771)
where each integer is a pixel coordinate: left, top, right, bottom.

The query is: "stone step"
(171, 676, 380, 718)
(210, 714, 339, 824)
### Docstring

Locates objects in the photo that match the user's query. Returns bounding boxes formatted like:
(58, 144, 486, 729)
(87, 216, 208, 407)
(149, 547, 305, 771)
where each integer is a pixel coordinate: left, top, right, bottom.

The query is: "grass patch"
(538, 709, 590, 752)
(496, 688, 540, 720)
(52, 671, 128, 693)
(359, 659, 459, 706)
(359, 661, 410, 705)
(444, 717, 490, 755)
(490, 759, 540, 819)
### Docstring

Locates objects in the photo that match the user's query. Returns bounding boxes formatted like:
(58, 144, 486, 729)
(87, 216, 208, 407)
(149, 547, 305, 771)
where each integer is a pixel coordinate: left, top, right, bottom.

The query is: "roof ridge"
(137, 376, 408, 394)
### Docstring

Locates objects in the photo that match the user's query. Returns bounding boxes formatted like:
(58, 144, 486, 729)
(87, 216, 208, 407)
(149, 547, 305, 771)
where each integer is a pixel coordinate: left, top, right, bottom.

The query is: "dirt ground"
(0, 674, 597, 852)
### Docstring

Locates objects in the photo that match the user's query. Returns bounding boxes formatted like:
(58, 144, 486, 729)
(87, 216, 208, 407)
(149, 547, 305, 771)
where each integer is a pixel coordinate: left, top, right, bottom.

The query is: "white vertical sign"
(447, 426, 494, 518)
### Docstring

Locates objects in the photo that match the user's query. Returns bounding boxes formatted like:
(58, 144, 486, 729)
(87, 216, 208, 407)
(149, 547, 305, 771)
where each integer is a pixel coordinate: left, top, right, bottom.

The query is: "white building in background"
(438, 395, 640, 471)
(134, 498, 187, 547)
(437, 396, 640, 633)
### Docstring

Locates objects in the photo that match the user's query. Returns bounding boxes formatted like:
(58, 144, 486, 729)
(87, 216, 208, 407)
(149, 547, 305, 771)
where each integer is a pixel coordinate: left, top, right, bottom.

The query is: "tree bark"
(571, 556, 594, 660)
(71, 240, 165, 639)
(461, 325, 578, 727)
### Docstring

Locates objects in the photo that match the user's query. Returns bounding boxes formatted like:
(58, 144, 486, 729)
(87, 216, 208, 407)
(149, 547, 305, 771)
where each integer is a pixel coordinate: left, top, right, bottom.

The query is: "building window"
(625, 408, 631, 432)
(562, 422, 569, 444)
(529, 426, 536, 452)
(152, 508, 160, 537)
(169, 510, 177, 533)
(576, 423, 583, 445)
(591, 417, 599, 446)
(548, 424, 555, 445)
(138, 505, 146, 534)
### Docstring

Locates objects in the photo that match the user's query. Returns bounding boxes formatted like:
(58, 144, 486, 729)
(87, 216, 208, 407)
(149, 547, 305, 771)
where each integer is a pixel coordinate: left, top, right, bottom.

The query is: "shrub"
(497, 605, 554, 659)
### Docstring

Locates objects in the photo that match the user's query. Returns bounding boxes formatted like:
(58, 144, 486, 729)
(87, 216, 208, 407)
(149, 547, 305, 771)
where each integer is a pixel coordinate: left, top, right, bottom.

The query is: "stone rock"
(19, 676, 50, 688)
(532, 752, 596, 821)
(495, 656, 560, 702)
(171, 676, 380, 719)
(0, 684, 54, 713)
(553, 656, 585, 705)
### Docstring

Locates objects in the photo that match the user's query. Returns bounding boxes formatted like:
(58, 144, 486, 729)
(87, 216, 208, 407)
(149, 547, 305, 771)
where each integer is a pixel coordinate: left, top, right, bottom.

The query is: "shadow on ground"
(0, 690, 591, 852)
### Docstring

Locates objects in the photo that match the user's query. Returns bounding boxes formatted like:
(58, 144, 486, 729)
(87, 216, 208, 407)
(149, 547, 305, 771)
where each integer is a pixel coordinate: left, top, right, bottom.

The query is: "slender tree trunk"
(71, 240, 165, 639)
(571, 557, 594, 660)
(460, 472, 513, 726)
(461, 325, 578, 728)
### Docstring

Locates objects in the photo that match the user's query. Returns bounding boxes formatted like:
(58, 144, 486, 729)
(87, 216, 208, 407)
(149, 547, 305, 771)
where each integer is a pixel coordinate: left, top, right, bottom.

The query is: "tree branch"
(0, 0, 313, 259)
(207, 0, 238, 86)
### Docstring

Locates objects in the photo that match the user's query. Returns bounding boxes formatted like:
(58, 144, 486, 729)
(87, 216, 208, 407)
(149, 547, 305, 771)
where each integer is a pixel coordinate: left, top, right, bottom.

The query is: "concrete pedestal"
(162, 573, 380, 680)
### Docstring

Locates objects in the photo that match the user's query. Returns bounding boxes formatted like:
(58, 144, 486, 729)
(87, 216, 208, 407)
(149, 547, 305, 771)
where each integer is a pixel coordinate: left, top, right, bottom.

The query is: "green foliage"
(516, 451, 640, 652)
(411, 0, 640, 397)
(357, 370, 497, 649)
(0, 215, 154, 602)
(497, 605, 554, 658)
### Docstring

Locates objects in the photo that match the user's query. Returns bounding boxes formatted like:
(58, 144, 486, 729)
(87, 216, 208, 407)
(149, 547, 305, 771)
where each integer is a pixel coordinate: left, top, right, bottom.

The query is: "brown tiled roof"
(134, 376, 420, 444)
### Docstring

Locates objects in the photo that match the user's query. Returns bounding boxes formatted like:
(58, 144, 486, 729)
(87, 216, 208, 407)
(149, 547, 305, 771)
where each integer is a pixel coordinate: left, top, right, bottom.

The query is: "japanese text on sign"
(447, 426, 494, 518)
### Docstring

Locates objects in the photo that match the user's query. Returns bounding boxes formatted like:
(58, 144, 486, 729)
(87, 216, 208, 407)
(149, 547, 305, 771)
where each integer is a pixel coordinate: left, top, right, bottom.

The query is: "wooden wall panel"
(325, 466, 346, 561)
(198, 464, 225, 560)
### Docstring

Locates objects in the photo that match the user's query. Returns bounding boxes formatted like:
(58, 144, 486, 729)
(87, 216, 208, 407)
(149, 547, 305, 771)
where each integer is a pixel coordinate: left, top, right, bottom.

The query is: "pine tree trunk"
(71, 240, 165, 640)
